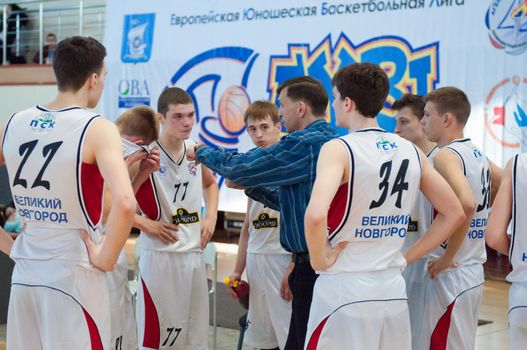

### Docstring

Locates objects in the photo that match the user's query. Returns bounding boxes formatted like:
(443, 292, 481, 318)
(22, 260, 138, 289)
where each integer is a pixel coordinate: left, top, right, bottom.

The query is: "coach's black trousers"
(284, 253, 318, 350)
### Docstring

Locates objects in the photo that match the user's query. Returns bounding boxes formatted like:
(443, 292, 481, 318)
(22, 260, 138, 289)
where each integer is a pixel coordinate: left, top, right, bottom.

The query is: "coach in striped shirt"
(187, 76, 338, 350)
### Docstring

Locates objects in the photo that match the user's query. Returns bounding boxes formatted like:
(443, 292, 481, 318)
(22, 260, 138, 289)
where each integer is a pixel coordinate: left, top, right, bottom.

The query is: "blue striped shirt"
(196, 119, 338, 253)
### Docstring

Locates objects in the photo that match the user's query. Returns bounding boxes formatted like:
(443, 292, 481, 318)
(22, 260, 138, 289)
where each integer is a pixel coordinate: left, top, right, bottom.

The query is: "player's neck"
(415, 138, 436, 154)
(437, 129, 465, 148)
(347, 116, 379, 132)
(44, 91, 88, 110)
(158, 133, 185, 155)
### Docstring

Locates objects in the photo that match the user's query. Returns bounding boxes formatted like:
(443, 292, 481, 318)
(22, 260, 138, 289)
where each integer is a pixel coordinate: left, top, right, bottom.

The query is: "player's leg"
(446, 283, 483, 350)
(402, 258, 427, 349)
(262, 254, 293, 350)
(7, 284, 43, 350)
(509, 282, 527, 350)
(378, 299, 411, 350)
(244, 253, 279, 349)
(185, 252, 210, 350)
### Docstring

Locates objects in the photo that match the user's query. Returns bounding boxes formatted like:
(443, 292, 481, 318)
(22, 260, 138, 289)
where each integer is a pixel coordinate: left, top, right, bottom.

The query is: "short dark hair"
(332, 63, 389, 118)
(244, 100, 279, 124)
(392, 94, 425, 120)
(157, 87, 193, 116)
(277, 76, 328, 117)
(424, 87, 471, 126)
(115, 105, 159, 144)
(53, 36, 106, 92)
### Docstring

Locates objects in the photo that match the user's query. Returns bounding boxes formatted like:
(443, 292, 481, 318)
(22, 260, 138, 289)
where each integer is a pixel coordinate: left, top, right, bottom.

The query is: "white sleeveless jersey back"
(428, 139, 490, 267)
(508, 153, 527, 283)
(322, 129, 421, 274)
(136, 139, 203, 252)
(2, 106, 104, 264)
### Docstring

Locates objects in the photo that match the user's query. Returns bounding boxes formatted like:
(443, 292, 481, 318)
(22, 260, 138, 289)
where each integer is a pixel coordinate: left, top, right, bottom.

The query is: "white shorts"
(245, 253, 292, 349)
(421, 263, 484, 350)
(402, 258, 427, 350)
(136, 250, 209, 350)
(7, 259, 111, 349)
(305, 269, 410, 350)
(106, 251, 137, 350)
(509, 282, 527, 350)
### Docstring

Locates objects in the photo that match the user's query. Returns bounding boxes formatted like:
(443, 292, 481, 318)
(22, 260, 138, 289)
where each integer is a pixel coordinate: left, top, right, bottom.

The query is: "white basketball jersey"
(403, 145, 439, 251)
(246, 199, 287, 255)
(2, 106, 104, 264)
(428, 139, 490, 266)
(508, 153, 527, 283)
(322, 128, 421, 274)
(136, 139, 203, 252)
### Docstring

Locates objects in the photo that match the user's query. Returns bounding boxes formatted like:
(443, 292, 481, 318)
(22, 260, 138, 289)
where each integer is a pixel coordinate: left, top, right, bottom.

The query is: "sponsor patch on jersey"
(252, 212, 278, 229)
(172, 207, 199, 224)
(408, 217, 418, 232)
(375, 135, 398, 153)
(29, 113, 55, 133)
(188, 161, 197, 176)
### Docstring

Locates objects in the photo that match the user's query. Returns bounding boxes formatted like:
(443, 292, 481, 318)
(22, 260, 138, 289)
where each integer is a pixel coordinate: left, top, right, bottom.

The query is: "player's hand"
(311, 241, 349, 270)
(280, 266, 293, 301)
(225, 272, 242, 299)
(80, 230, 109, 271)
(137, 147, 160, 179)
(427, 256, 458, 280)
(225, 179, 246, 190)
(200, 216, 216, 249)
(186, 145, 197, 162)
(138, 216, 178, 244)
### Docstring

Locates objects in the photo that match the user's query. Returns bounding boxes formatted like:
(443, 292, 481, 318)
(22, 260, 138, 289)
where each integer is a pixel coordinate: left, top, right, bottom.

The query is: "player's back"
(2, 106, 104, 265)
(323, 128, 421, 274)
(429, 138, 490, 267)
(508, 153, 527, 283)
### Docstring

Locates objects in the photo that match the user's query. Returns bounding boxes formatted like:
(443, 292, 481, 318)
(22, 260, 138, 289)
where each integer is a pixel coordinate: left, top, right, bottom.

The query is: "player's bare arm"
(404, 148, 465, 265)
(487, 158, 503, 207)
(130, 147, 160, 193)
(226, 199, 250, 299)
(81, 119, 136, 271)
(200, 164, 218, 249)
(485, 158, 513, 256)
(427, 148, 476, 279)
(0, 123, 15, 256)
(305, 141, 349, 271)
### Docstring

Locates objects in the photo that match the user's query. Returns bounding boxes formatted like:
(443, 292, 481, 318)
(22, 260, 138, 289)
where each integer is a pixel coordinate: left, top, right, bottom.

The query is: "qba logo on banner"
(484, 75, 527, 150)
(486, 0, 527, 55)
(121, 13, 156, 63)
(268, 33, 439, 134)
(118, 79, 151, 108)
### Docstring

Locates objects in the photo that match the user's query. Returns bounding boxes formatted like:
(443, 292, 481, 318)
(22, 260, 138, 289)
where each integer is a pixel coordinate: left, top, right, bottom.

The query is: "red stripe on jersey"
(430, 299, 456, 350)
(136, 177, 160, 220)
(141, 278, 160, 349)
(306, 315, 330, 350)
(327, 183, 349, 237)
(81, 163, 103, 226)
(81, 306, 104, 350)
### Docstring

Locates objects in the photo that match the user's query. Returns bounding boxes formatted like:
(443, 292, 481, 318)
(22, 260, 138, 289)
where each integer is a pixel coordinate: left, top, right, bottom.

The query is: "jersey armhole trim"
(445, 146, 466, 176)
(412, 144, 422, 176)
(510, 154, 519, 260)
(1, 113, 17, 148)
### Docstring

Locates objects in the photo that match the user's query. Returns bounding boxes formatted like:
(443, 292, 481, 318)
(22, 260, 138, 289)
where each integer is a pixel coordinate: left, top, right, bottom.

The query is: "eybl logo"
(268, 33, 439, 134)
(121, 13, 155, 63)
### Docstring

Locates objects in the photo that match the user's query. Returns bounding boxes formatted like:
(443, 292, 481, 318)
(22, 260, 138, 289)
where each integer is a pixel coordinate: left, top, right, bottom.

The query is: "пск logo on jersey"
(484, 75, 527, 150)
(485, 0, 527, 55)
(172, 208, 199, 225)
(188, 161, 197, 176)
(252, 213, 278, 230)
(121, 13, 155, 63)
(29, 113, 55, 132)
(375, 135, 398, 153)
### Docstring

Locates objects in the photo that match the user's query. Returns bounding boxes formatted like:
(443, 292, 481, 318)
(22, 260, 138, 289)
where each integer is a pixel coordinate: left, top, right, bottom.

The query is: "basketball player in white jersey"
(420, 86, 502, 350)
(304, 63, 465, 349)
(393, 94, 438, 349)
(134, 87, 219, 350)
(0, 36, 136, 349)
(225, 101, 292, 350)
(486, 153, 527, 350)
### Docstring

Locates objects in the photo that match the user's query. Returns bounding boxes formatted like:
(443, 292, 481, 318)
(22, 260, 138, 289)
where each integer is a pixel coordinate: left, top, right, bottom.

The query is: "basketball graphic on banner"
(218, 86, 250, 136)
